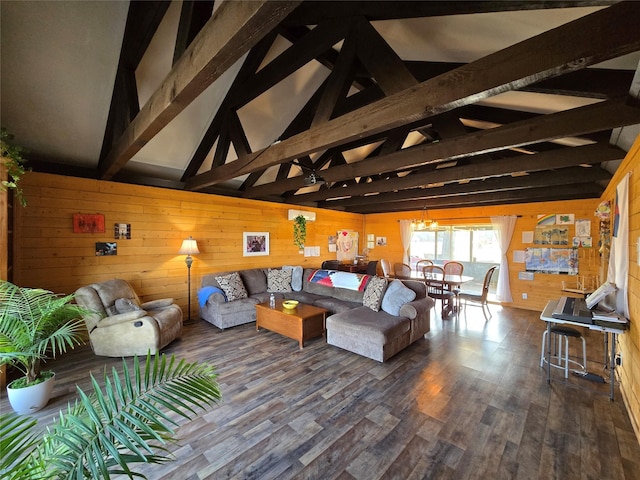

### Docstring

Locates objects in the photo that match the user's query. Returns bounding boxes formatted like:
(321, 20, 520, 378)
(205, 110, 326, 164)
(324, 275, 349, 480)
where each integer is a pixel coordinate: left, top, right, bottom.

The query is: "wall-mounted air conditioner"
(287, 209, 316, 221)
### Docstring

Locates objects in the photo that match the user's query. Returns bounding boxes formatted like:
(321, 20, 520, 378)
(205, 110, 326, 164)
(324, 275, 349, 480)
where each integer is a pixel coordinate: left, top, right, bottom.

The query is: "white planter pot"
(6, 372, 55, 415)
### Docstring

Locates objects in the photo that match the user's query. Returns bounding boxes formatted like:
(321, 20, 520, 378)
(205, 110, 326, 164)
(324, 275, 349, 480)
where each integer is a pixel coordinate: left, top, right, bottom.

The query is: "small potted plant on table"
(0, 280, 87, 414)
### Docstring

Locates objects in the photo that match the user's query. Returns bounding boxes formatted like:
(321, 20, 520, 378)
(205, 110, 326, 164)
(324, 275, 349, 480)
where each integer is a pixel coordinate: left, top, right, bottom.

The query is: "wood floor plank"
(2, 306, 639, 479)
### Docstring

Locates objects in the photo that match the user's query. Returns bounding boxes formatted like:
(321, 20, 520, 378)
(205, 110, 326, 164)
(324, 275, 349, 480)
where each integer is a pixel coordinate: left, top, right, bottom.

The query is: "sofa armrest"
(140, 298, 174, 310)
(400, 297, 434, 320)
(97, 310, 148, 328)
(205, 292, 227, 305)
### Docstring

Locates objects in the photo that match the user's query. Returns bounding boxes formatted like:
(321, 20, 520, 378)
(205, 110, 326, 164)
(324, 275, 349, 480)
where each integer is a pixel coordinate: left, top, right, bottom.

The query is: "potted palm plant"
(0, 352, 222, 480)
(0, 280, 87, 414)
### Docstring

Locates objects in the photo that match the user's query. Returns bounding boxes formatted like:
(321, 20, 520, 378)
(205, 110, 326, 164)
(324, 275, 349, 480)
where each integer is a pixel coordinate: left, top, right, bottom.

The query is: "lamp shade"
(178, 237, 200, 255)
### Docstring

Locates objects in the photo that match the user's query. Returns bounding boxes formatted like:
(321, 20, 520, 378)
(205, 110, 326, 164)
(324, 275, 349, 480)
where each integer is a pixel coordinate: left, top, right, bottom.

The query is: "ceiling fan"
(290, 160, 325, 186)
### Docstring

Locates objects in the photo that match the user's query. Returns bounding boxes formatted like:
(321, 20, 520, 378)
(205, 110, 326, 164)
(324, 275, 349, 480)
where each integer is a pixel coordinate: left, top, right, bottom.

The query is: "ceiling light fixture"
(303, 172, 325, 186)
(410, 204, 438, 231)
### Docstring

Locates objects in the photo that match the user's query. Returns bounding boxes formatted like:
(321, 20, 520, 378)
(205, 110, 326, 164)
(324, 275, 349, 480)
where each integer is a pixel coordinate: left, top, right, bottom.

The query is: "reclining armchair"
(75, 279, 183, 357)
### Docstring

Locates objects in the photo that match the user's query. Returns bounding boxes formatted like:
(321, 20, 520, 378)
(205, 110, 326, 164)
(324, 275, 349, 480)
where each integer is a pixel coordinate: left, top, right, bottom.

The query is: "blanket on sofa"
(307, 269, 371, 292)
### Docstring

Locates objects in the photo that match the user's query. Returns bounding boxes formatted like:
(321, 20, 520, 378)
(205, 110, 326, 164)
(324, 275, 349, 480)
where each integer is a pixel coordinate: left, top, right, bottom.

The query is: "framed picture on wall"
(73, 213, 105, 233)
(243, 232, 269, 256)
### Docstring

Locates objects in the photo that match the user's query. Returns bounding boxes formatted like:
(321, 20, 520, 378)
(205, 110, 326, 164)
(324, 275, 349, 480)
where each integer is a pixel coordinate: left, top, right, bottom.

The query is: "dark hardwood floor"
(3, 305, 639, 479)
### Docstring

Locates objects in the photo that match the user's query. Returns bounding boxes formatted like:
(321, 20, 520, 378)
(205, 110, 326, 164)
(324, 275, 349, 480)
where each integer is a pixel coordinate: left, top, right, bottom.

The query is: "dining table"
(406, 271, 474, 317)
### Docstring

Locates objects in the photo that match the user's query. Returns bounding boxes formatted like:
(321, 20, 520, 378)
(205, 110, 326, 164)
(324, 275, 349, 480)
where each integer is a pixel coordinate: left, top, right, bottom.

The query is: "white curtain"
(491, 215, 517, 302)
(607, 172, 630, 318)
(399, 220, 413, 265)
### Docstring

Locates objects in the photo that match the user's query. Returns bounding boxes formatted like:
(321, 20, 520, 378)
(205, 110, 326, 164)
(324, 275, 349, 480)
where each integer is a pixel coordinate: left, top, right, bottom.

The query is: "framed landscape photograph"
(243, 232, 269, 256)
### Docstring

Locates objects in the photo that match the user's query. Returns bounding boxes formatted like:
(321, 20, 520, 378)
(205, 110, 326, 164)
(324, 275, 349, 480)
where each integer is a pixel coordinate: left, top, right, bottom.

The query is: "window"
(410, 225, 500, 293)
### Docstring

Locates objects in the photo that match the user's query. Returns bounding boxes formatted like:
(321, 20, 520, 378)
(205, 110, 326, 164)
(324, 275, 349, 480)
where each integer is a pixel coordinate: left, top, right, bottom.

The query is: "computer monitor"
(585, 281, 617, 309)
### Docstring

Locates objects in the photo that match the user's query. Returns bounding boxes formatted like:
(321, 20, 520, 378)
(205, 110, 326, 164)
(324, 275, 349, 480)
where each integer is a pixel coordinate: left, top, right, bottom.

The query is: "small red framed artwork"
(73, 213, 105, 233)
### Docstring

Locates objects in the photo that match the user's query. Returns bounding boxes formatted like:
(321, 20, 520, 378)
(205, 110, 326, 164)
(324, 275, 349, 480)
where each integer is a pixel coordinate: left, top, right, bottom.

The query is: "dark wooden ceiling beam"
(181, 29, 279, 181)
(347, 183, 604, 213)
(187, 2, 640, 190)
(311, 26, 358, 127)
(173, 1, 215, 66)
(321, 166, 611, 208)
(283, 1, 617, 26)
(286, 142, 624, 204)
(353, 17, 418, 94)
(99, 0, 301, 180)
(99, 1, 170, 163)
(246, 98, 637, 199)
(231, 18, 352, 108)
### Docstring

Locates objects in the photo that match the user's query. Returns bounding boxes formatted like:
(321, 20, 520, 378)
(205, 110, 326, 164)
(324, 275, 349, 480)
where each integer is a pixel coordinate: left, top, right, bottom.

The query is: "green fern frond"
(28, 352, 222, 480)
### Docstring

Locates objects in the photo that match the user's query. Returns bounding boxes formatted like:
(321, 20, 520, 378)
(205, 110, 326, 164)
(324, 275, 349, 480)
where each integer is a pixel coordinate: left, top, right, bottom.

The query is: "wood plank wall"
(12, 173, 362, 317)
(599, 135, 640, 443)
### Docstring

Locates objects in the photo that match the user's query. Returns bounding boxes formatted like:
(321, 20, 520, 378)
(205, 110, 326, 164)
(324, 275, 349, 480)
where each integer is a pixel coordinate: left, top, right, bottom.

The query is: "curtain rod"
(398, 215, 522, 222)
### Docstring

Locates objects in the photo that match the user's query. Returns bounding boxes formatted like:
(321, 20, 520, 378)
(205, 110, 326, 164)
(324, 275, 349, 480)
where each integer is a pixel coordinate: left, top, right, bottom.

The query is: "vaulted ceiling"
(2, 1, 639, 213)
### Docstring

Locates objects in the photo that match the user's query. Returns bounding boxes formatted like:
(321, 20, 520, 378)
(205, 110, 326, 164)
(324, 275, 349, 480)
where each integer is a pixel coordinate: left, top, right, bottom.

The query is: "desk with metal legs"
(540, 299, 627, 401)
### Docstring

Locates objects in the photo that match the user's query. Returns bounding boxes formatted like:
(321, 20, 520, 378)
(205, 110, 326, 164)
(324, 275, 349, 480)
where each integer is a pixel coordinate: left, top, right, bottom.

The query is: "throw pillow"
(115, 297, 142, 314)
(363, 276, 388, 312)
(267, 268, 293, 293)
(215, 272, 248, 301)
(282, 265, 304, 291)
(381, 279, 417, 316)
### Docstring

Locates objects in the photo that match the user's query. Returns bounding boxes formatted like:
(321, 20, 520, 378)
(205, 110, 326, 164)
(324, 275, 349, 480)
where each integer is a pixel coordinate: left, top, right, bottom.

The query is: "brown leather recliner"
(75, 279, 183, 357)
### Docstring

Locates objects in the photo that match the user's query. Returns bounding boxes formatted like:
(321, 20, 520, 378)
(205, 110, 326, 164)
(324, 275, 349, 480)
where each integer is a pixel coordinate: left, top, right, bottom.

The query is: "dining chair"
(422, 265, 455, 318)
(393, 262, 412, 279)
(458, 265, 497, 320)
(366, 260, 378, 275)
(443, 261, 464, 310)
(379, 258, 391, 278)
(415, 259, 433, 275)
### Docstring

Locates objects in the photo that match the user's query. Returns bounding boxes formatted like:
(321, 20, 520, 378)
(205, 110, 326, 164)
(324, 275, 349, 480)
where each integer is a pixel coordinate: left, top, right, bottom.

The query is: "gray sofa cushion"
(381, 279, 417, 316)
(314, 297, 362, 313)
(240, 269, 267, 295)
(327, 306, 411, 348)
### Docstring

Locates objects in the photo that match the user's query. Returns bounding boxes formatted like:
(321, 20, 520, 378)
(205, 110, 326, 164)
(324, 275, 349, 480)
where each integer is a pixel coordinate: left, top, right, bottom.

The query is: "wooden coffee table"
(255, 299, 328, 349)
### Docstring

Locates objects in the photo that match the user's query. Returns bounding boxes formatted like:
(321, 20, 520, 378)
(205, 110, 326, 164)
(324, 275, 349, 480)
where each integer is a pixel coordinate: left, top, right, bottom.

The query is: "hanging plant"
(293, 214, 307, 250)
(0, 128, 29, 207)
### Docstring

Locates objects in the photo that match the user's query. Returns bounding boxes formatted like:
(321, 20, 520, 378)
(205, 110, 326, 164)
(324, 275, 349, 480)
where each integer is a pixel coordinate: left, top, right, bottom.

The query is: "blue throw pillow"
(198, 286, 226, 307)
(381, 279, 416, 316)
(283, 265, 303, 291)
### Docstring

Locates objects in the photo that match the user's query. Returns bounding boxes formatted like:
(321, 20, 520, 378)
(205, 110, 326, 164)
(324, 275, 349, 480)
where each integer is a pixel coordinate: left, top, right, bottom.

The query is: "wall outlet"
(522, 293, 528, 300)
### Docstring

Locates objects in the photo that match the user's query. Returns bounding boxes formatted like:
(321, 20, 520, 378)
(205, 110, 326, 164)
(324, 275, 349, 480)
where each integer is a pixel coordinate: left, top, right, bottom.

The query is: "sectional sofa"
(198, 267, 434, 362)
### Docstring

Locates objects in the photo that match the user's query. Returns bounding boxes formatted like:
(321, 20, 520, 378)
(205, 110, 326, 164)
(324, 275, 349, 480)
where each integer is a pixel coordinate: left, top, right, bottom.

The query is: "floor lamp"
(178, 236, 200, 322)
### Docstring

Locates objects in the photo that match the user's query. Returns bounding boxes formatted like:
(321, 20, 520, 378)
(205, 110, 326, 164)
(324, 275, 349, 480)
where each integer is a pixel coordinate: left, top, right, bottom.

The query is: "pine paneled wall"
(13, 173, 362, 317)
(600, 135, 640, 444)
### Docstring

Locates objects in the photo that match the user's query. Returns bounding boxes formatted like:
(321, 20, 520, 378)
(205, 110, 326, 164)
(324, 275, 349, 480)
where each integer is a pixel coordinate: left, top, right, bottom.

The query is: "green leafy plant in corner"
(293, 214, 307, 249)
(0, 280, 87, 388)
(0, 127, 29, 207)
(0, 352, 222, 480)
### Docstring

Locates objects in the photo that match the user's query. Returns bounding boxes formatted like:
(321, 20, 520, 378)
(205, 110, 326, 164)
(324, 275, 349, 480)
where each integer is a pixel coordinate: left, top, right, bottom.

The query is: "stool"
(540, 325, 587, 378)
